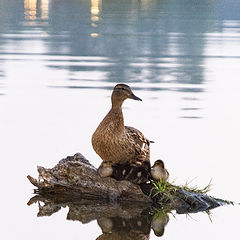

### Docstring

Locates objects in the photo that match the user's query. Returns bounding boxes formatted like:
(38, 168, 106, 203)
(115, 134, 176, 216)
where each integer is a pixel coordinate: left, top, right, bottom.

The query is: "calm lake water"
(1, 0, 240, 239)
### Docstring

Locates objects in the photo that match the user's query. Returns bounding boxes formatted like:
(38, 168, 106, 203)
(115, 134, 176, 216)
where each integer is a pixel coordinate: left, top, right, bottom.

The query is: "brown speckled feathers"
(92, 84, 151, 166)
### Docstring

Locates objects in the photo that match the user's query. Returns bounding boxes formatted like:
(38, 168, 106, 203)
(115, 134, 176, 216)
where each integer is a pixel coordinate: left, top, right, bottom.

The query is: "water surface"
(0, 0, 240, 239)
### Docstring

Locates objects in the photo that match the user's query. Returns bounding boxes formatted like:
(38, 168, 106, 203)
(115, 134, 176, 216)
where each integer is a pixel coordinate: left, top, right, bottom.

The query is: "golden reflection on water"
(41, 0, 49, 20)
(90, 0, 102, 37)
(24, 0, 49, 21)
(91, 15, 100, 22)
(24, 0, 37, 20)
(91, 0, 101, 15)
(91, 33, 99, 37)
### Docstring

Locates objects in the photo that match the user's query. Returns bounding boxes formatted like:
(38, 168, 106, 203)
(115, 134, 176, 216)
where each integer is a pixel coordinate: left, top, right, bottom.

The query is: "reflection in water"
(151, 213, 169, 237)
(91, 0, 101, 15)
(39, 0, 216, 119)
(42, 0, 211, 81)
(0, 54, 4, 95)
(41, 0, 49, 20)
(24, 0, 49, 21)
(28, 194, 169, 239)
(90, 0, 102, 37)
(0, 0, 240, 117)
(24, 0, 37, 20)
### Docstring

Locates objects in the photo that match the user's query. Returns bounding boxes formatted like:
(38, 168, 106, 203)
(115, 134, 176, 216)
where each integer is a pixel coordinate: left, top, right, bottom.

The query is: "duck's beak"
(129, 92, 142, 101)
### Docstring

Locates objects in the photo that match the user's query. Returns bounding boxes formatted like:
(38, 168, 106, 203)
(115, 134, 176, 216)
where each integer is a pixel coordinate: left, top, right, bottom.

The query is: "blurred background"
(0, 0, 240, 239)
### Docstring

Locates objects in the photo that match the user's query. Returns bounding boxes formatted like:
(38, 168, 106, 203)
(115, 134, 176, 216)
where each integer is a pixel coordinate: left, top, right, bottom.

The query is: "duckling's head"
(152, 160, 165, 169)
(111, 84, 142, 107)
(98, 162, 113, 177)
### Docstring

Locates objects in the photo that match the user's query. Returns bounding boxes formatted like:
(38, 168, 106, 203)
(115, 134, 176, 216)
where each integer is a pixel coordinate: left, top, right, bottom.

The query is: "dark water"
(0, 0, 240, 239)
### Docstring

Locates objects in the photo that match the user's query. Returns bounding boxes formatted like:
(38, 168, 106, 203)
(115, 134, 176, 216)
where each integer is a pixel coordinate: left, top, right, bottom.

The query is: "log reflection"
(28, 194, 170, 238)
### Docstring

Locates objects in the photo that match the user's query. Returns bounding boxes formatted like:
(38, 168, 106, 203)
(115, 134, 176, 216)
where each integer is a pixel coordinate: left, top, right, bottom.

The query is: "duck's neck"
(111, 95, 124, 109)
(109, 103, 125, 131)
(96, 97, 125, 134)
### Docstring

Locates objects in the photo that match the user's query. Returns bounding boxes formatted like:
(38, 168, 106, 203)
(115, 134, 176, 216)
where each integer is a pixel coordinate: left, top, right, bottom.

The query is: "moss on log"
(27, 153, 226, 214)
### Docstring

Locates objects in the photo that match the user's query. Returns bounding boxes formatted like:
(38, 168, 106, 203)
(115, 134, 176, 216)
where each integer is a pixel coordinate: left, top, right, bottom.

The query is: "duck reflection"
(151, 212, 169, 237)
(97, 216, 151, 240)
(28, 194, 170, 238)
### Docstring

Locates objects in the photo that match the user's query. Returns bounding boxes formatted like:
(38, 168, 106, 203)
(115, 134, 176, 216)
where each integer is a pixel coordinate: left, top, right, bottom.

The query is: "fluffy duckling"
(97, 162, 113, 178)
(111, 161, 151, 184)
(92, 84, 151, 166)
(151, 160, 169, 182)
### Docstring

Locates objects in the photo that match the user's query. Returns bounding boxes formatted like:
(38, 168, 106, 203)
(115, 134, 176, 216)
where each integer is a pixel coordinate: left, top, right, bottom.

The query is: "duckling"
(110, 161, 151, 184)
(151, 160, 169, 182)
(92, 84, 151, 167)
(124, 161, 151, 184)
(97, 162, 113, 178)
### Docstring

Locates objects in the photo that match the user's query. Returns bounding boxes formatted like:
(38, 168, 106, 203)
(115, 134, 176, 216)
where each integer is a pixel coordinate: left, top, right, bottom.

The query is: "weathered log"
(27, 153, 227, 213)
(27, 153, 151, 203)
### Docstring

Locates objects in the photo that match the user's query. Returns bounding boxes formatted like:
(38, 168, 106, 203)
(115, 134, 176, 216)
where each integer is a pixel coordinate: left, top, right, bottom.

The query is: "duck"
(151, 160, 169, 182)
(92, 84, 151, 169)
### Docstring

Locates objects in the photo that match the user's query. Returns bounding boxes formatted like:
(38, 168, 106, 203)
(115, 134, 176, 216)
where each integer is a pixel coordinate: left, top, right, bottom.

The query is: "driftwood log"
(27, 153, 226, 214)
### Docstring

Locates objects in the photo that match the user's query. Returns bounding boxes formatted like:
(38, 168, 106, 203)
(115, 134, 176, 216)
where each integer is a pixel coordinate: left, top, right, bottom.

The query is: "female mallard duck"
(151, 160, 169, 182)
(92, 84, 151, 169)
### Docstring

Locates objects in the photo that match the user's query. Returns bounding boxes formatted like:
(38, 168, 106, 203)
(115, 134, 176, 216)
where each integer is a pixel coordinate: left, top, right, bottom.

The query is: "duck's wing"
(125, 126, 150, 148)
(125, 126, 151, 163)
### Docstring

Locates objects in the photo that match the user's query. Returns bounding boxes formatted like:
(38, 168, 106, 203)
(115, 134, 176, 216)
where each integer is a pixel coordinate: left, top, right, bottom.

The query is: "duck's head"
(152, 160, 165, 169)
(111, 84, 142, 107)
